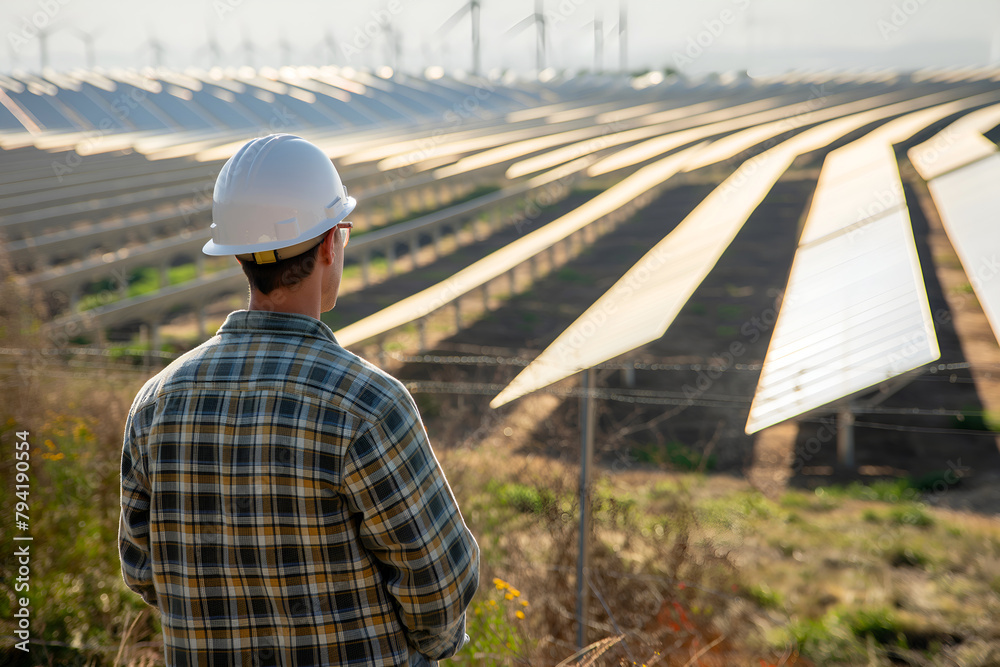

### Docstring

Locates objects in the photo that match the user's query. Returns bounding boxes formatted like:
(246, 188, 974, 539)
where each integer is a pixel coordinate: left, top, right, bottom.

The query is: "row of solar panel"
(477, 88, 1000, 416)
(0, 67, 625, 135)
(13, 70, 997, 439)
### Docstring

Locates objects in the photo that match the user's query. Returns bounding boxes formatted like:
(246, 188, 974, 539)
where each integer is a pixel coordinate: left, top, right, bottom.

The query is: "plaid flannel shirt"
(119, 310, 479, 666)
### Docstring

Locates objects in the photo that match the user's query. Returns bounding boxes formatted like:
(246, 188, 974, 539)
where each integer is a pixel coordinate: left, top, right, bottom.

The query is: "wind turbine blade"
(437, 2, 472, 36)
(507, 14, 537, 35)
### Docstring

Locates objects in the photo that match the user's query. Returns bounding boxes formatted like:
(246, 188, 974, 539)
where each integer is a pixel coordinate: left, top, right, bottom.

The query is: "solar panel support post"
(417, 317, 427, 352)
(622, 364, 636, 388)
(837, 405, 855, 468)
(432, 228, 442, 260)
(576, 366, 596, 650)
(386, 245, 396, 276)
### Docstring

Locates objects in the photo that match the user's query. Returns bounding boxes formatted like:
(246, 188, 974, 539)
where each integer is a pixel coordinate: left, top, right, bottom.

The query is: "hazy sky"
(3, 0, 998, 76)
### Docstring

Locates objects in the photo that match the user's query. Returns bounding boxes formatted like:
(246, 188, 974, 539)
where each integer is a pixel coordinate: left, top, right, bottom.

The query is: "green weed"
(716, 304, 745, 320)
(555, 267, 590, 284)
(817, 478, 918, 503)
(630, 440, 716, 471)
(888, 504, 934, 528)
(746, 583, 784, 610)
(166, 263, 197, 285)
(687, 302, 707, 315)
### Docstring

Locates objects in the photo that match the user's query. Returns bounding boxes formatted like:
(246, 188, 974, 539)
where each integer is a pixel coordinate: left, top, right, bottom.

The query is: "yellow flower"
(520, 600, 529, 607)
(510, 588, 520, 598)
(515, 610, 525, 620)
(493, 578, 508, 591)
(505, 592, 514, 601)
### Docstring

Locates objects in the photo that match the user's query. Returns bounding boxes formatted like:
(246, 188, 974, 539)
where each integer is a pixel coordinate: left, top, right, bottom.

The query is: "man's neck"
(248, 288, 321, 320)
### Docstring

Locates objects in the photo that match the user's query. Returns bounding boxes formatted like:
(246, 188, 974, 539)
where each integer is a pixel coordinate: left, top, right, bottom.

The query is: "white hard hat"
(202, 134, 356, 263)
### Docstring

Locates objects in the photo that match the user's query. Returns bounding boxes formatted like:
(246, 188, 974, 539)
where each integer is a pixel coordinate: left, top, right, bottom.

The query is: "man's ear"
(318, 228, 337, 265)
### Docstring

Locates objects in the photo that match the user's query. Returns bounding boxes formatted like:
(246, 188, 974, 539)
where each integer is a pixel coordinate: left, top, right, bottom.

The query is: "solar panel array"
(491, 90, 1000, 410)
(4, 65, 1000, 438)
(745, 98, 1000, 433)
(909, 104, 1000, 345)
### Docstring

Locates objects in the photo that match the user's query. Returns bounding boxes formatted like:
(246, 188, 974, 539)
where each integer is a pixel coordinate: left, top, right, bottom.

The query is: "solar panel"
(490, 144, 797, 408)
(588, 88, 936, 177)
(333, 144, 703, 348)
(907, 102, 1000, 345)
(908, 103, 1000, 180)
(743, 104, 962, 433)
(923, 154, 1000, 342)
(792, 95, 999, 247)
(797, 143, 904, 245)
(745, 209, 939, 432)
(490, 96, 976, 409)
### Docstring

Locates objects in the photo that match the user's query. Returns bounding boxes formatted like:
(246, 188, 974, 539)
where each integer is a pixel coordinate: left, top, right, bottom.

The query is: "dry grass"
(4, 267, 999, 666)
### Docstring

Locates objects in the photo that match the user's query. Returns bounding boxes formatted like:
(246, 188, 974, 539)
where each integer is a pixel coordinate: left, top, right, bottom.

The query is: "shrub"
(888, 504, 934, 528)
(631, 441, 716, 471)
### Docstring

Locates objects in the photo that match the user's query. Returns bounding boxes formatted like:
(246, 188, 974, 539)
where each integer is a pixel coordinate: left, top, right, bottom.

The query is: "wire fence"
(4, 346, 1000, 436)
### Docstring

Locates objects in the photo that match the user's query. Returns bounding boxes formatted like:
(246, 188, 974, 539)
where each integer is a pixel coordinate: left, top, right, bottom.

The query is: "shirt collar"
(216, 310, 340, 345)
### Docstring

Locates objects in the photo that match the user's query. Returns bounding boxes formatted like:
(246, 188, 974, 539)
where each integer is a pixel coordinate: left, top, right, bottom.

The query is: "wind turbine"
(991, 10, 1000, 64)
(146, 30, 167, 68)
(278, 32, 294, 65)
(594, 6, 604, 73)
(618, 0, 628, 73)
(73, 28, 102, 69)
(580, 4, 613, 74)
(37, 25, 57, 70)
(197, 23, 223, 65)
(317, 29, 339, 65)
(508, 0, 548, 72)
(382, 18, 402, 70)
(240, 24, 256, 67)
(7, 42, 21, 70)
(437, 0, 482, 75)
(743, 0, 757, 73)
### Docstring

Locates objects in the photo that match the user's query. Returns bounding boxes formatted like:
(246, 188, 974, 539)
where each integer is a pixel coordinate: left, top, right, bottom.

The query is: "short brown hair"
(239, 243, 321, 295)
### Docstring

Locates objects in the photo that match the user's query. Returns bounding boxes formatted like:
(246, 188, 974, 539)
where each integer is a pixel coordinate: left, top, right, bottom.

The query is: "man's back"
(120, 310, 478, 666)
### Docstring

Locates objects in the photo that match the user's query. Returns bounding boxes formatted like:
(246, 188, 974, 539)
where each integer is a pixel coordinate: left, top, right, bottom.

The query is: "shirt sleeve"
(119, 404, 158, 607)
(341, 389, 480, 661)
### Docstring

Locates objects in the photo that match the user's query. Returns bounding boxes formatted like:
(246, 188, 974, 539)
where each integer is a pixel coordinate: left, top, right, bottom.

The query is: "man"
(119, 134, 479, 666)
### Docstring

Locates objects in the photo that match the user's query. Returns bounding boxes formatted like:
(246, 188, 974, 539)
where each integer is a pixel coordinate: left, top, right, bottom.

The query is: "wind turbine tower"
(619, 0, 628, 72)
(438, 0, 483, 75)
